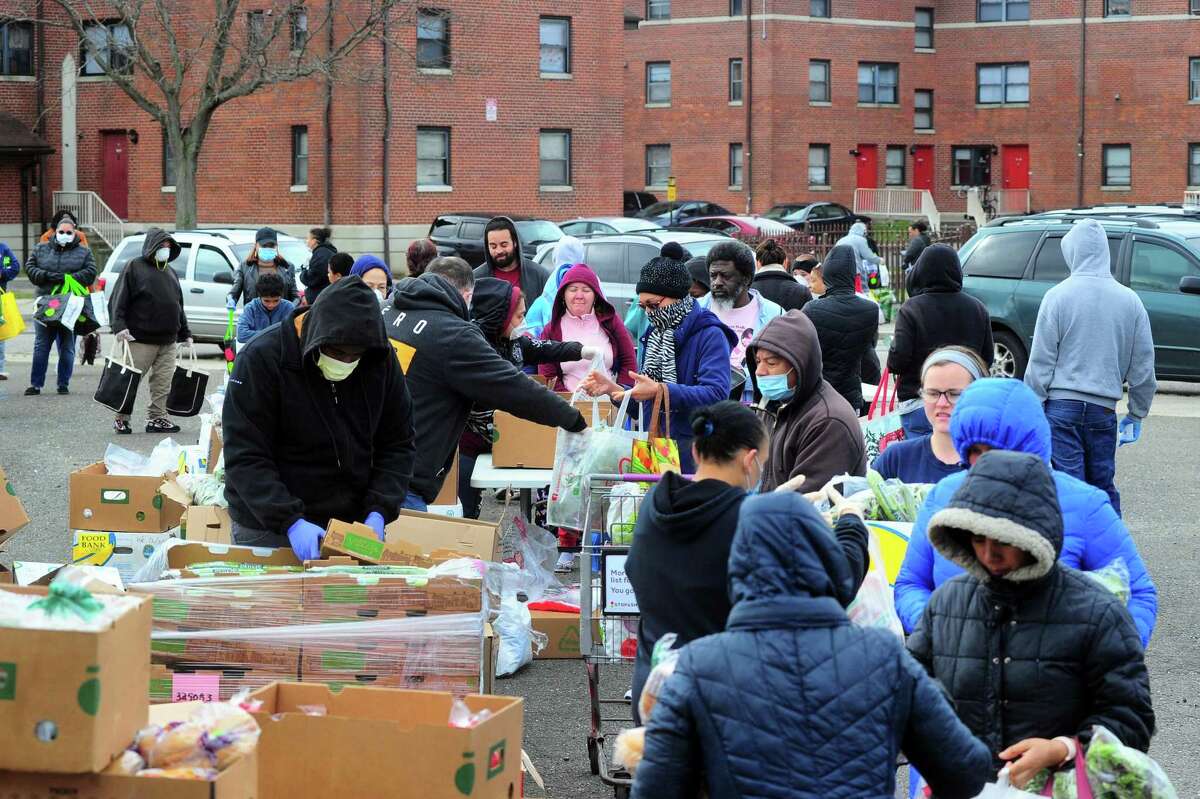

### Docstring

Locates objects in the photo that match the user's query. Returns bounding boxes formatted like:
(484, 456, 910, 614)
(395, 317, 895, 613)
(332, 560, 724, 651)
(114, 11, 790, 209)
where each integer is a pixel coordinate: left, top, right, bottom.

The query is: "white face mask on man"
(55, 231, 74, 246)
(155, 247, 172, 264)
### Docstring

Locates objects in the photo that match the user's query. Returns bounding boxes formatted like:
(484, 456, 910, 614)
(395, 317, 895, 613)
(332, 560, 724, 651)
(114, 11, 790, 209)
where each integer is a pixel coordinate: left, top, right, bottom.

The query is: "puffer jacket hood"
(140, 228, 181, 263)
(849, 221, 868, 238)
(391, 272, 469, 319)
(950, 378, 1052, 465)
(1062, 218, 1113, 278)
(821, 245, 858, 295)
(728, 492, 857, 611)
(483, 216, 523, 272)
(300, 276, 389, 360)
(553, 235, 584, 269)
(746, 310, 823, 404)
(928, 450, 1063, 584)
(906, 243, 962, 296)
(470, 277, 516, 346)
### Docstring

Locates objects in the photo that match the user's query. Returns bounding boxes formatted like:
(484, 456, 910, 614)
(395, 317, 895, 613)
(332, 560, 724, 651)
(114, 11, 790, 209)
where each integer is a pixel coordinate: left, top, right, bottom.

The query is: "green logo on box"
(487, 740, 506, 779)
(343, 532, 385, 561)
(0, 662, 15, 700)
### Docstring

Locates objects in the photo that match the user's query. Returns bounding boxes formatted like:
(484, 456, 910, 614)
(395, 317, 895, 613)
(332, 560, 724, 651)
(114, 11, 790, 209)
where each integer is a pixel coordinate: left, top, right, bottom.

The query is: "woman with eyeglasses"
(873, 346, 988, 483)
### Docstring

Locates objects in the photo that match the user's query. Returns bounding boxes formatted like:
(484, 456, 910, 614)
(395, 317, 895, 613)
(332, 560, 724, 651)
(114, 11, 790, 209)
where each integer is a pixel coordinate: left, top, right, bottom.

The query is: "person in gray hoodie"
(1024, 218, 1156, 515)
(834, 220, 883, 284)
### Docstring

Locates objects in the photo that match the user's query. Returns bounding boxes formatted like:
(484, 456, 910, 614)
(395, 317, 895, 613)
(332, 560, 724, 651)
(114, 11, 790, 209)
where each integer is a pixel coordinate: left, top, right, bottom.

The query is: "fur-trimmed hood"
(928, 450, 1063, 584)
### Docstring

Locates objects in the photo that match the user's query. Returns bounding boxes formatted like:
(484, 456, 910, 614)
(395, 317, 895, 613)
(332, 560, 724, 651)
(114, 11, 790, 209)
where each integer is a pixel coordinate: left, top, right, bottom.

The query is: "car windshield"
(763, 205, 810, 221)
(636, 202, 679, 218)
(515, 220, 563, 247)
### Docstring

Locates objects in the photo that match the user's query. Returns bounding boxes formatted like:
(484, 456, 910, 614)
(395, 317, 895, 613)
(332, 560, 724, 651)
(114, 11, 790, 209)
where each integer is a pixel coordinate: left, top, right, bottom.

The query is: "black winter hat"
(255, 226, 277, 245)
(686, 256, 710, 290)
(928, 450, 1063, 583)
(637, 242, 692, 299)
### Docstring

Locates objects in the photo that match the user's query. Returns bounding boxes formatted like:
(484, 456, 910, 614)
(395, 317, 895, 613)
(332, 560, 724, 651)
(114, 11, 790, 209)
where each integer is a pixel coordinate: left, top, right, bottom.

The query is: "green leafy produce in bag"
(1086, 725, 1177, 799)
(28, 582, 104, 622)
(1082, 558, 1131, 606)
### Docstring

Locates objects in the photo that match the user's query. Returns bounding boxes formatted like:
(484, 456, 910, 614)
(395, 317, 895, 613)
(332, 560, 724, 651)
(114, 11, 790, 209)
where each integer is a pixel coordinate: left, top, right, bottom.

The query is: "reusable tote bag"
(861, 372, 917, 464)
(222, 310, 237, 373)
(166, 343, 210, 417)
(0, 289, 25, 342)
(93, 339, 142, 415)
(629, 384, 681, 475)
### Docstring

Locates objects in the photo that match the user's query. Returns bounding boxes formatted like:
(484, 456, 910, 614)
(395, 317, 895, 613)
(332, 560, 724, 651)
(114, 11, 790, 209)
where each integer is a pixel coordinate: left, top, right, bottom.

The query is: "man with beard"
(472, 216, 550, 306)
(698, 242, 782, 396)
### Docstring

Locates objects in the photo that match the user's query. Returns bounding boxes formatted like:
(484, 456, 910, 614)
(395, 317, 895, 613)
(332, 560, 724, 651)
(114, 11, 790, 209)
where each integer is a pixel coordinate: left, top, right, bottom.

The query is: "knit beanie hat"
(686, 256, 710, 290)
(637, 242, 692, 299)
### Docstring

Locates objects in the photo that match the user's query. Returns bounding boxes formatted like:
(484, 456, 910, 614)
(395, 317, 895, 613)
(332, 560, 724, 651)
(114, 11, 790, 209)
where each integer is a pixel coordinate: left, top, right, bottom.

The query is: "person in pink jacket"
(539, 264, 637, 393)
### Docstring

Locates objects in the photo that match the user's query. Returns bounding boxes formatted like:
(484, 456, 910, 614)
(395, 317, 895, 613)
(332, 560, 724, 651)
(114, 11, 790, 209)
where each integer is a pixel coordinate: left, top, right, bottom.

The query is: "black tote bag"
(93, 339, 142, 415)
(166, 344, 209, 417)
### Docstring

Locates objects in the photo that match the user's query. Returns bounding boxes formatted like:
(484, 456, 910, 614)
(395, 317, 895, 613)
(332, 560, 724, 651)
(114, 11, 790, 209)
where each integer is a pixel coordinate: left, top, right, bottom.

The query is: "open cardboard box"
(384, 510, 501, 563)
(0, 750, 257, 798)
(0, 586, 151, 773)
(530, 609, 601, 660)
(0, 465, 31, 546)
(70, 463, 186, 533)
(166, 541, 302, 572)
(72, 530, 178, 585)
(182, 505, 233, 544)
(492, 395, 616, 469)
(249, 682, 522, 799)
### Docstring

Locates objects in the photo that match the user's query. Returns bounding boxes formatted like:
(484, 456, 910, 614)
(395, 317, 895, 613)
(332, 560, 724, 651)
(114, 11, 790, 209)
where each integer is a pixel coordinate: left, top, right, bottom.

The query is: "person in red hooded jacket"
(538, 264, 638, 393)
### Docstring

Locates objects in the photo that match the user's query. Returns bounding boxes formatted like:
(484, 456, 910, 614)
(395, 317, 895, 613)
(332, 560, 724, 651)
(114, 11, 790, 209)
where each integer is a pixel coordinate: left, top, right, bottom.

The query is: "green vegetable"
(1086, 725, 1177, 799)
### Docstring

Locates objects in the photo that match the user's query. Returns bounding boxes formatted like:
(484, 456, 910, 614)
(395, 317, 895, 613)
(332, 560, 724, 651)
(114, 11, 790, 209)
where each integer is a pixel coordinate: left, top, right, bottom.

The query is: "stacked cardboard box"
(0, 465, 31, 581)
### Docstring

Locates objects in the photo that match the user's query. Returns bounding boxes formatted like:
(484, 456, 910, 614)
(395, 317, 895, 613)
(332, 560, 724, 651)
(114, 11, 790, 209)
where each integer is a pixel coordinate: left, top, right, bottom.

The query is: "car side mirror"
(1181, 275, 1200, 295)
(213, 271, 234, 285)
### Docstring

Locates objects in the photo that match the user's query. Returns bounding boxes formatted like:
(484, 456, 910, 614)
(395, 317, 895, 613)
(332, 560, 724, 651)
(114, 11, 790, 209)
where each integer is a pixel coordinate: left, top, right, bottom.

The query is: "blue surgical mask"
(258, 247, 277, 262)
(757, 371, 795, 403)
(745, 455, 765, 495)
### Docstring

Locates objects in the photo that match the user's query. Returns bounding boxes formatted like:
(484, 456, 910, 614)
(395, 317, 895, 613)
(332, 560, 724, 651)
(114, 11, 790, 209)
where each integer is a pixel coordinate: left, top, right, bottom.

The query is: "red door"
(855, 144, 878, 189)
(1002, 145, 1029, 190)
(912, 145, 934, 191)
(101, 131, 129, 219)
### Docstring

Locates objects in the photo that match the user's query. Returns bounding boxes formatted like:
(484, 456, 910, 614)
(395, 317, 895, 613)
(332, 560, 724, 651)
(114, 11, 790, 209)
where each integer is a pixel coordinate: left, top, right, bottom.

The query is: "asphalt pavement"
(1, 328, 1198, 798)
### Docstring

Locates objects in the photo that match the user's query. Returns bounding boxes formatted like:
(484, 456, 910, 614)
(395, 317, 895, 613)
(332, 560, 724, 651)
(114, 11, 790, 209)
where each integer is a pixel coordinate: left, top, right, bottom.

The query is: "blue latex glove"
(287, 518, 325, 561)
(226, 295, 237, 310)
(364, 511, 386, 542)
(1118, 415, 1142, 447)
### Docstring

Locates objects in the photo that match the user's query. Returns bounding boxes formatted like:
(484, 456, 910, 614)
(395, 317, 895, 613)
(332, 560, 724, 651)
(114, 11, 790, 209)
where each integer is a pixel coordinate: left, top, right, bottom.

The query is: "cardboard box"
(250, 682, 522, 799)
(69, 463, 186, 533)
(208, 425, 224, 476)
(150, 663, 287, 704)
(530, 609, 600, 660)
(492, 396, 616, 469)
(0, 750, 257, 798)
(0, 465, 31, 546)
(181, 505, 232, 544)
(321, 519, 432, 566)
(0, 586, 151, 773)
(0, 563, 12, 584)
(385, 510, 501, 562)
(482, 624, 496, 696)
(433, 452, 459, 506)
(165, 541, 302, 572)
(14, 562, 125, 591)
(72, 530, 177, 585)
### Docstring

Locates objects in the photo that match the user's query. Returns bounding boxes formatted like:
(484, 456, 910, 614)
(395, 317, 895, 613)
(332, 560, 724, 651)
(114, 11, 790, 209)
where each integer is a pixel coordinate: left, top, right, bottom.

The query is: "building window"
(809, 59, 830, 102)
(808, 144, 830, 186)
(1189, 144, 1200, 186)
(858, 62, 899, 104)
(539, 130, 571, 187)
(247, 10, 267, 48)
(886, 146, 906, 186)
(977, 0, 1029, 21)
(290, 7, 308, 50)
(729, 59, 743, 102)
(1191, 58, 1200, 101)
(539, 17, 570, 74)
(0, 22, 32, 76)
(953, 146, 992, 186)
(915, 8, 934, 48)
(811, 0, 831, 18)
(162, 130, 176, 188)
(646, 61, 671, 104)
(81, 21, 132, 75)
(647, 0, 670, 20)
(1193, 0, 1200, 14)
(731, 0, 745, 14)
(977, 62, 1029, 104)
(291, 126, 308, 186)
(416, 9, 450, 69)
(914, 89, 933, 129)
(417, 127, 450, 187)
(1103, 0, 1131, 15)
(646, 144, 671, 187)
(729, 143, 744, 187)
(1103, 144, 1131, 187)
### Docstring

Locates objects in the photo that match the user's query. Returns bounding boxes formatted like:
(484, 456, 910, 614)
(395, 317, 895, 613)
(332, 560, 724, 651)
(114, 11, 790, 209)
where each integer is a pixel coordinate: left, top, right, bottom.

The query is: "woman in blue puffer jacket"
(894, 377, 1157, 645)
(632, 492, 992, 799)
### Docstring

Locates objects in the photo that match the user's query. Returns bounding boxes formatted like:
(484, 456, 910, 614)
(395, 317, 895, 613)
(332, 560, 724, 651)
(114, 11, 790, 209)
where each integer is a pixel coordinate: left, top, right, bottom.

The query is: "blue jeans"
(30, 321, 76, 389)
(402, 491, 428, 512)
(900, 406, 932, 438)
(0, 338, 7, 373)
(1044, 399, 1120, 515)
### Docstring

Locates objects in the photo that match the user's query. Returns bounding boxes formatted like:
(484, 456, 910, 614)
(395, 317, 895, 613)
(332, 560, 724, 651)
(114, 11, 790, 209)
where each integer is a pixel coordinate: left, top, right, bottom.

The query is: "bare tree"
(38, 0, 412, 228)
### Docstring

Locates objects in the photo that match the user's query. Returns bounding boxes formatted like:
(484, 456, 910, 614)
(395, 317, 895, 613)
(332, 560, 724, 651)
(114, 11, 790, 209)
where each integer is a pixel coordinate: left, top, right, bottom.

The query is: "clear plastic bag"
(847, 527, 904, 638)
(1082, 559, 1131, 606)
(500, 511, 560, 602)
(607, 483, 643, 546)
(1086, 724, 1177, 799)
(493, 595, 546, 678)
(637, 632, 681, 722)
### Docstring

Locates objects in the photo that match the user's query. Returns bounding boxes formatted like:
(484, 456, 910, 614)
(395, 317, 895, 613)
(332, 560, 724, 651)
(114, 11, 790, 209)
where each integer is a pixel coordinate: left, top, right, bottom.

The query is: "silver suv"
(98, 229, 311, 343)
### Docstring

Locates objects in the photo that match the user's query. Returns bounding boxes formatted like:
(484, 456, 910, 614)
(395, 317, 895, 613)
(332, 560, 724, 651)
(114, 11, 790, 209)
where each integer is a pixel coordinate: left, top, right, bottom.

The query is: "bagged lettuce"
(1086, 725, 1177, 799)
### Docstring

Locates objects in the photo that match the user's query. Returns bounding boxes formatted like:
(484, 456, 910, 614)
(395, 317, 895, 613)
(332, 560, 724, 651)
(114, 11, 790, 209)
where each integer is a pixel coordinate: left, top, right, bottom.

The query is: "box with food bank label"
(69, 462, 186, 533)
(249, 682, 522, 799)
(72, 530, 178, 585)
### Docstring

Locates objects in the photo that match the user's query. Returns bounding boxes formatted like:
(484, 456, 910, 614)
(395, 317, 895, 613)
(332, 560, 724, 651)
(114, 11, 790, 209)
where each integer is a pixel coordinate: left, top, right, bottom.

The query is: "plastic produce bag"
(1086, 725, 1177, 799)
(973, 767, 1042, 799)
(104, 439, 184, 477)
(499, 511, 560, 602)
(1083, 559, 1131, 606)
(637, 633, 681, 722)
(847, 526, 904, 638)
(607, 483, 644, 545)
(494, 595, 546, 677)
(177, 472, 227, 508)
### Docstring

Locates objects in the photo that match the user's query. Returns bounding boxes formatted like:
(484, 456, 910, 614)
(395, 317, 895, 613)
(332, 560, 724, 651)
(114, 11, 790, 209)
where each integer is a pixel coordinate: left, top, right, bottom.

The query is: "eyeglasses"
(637, 301, 663, 312)
(919, 388, 964, 404)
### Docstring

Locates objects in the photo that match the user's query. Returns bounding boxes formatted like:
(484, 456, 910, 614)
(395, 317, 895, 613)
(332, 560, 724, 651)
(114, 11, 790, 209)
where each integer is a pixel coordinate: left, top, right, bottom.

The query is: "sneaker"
(56, 386, 69, 395)
(23, 386, 39, 396)
(0, 372, 8, 380)
(145, 418, 181, 433)
(113, 419, 132, 435)
(623, 688, 633, 703)
(554, 552, 574, 574)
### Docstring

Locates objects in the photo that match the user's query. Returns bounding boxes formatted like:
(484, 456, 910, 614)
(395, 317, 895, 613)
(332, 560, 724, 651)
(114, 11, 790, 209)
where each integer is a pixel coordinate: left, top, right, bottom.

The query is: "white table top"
(470, 453, 554, 490)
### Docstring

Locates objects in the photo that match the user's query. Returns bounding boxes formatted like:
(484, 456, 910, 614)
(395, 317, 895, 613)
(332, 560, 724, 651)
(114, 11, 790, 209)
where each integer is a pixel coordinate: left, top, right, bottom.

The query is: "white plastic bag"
(847, 526, 904, 638)
(494, 596, 547, 677)
(973, 767, 1042, 799)
(607, 483, 643, 545)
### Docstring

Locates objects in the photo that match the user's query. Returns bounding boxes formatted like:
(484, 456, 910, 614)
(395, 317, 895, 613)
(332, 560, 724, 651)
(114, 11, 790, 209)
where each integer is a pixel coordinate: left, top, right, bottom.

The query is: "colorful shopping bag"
(222, 310, 237, 373)
(0, 289, 25, 342)
(861, 372, 909, 464)
(629, 384, 681, 475)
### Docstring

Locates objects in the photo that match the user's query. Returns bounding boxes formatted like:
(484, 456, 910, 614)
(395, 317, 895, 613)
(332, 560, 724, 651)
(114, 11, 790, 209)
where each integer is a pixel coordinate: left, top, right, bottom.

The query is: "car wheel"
(991, 330, 1028, 379)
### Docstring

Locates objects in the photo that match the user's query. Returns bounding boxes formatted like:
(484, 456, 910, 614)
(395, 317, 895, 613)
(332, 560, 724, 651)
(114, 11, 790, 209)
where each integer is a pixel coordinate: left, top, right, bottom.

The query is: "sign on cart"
(601, 551, 639, 615)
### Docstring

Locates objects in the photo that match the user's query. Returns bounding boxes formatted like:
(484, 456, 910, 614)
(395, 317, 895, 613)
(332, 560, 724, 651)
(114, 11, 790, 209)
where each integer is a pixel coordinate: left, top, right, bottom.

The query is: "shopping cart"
(578, 472, 663, 799)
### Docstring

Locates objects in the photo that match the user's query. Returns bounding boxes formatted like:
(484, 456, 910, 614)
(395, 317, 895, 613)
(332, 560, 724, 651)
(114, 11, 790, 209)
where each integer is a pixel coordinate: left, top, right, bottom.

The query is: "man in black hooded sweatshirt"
(223, 276, 417, 561)
(472, 216, 549, 303)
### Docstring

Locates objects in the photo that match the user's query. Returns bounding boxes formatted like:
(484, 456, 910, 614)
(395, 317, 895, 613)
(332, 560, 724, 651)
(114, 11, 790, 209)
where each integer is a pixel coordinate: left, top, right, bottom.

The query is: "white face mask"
(55, 231, 74, 246)
(376, 289, 388, 307)
(155, 247, 172, 264)
(317, 352, 359, 382)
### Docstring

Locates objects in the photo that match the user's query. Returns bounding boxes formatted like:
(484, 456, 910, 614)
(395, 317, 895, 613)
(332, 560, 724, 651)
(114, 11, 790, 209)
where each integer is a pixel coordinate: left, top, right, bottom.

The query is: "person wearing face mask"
(747, 310, 866, 494)
(223, 276, 417, 561)
(790, 253, 819, 286)
(108, 228, 192, 434)
(227, 227, 298, 309)
(24, 210, 97, 396)
(349, 254, 393, 308)
(893, 378, 1157, 645)
(236, 272, 296, 344)
(751, 239, 812, 312)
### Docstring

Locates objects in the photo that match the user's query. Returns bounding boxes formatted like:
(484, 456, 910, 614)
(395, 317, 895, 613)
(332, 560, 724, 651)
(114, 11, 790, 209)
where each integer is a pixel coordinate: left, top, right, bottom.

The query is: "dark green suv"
(959, 215, 1200, 380)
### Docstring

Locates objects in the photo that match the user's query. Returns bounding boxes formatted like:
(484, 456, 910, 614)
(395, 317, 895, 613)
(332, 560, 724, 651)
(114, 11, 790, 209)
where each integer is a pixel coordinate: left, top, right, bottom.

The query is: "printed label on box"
(172, 673, 221, 703)
(0, 662, 14, 700)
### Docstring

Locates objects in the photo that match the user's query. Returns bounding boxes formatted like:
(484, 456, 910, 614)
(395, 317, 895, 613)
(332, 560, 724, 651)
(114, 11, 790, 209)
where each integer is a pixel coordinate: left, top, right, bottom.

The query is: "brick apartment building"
(0, 1, 624, 266)
(623, 0, 1200, 223)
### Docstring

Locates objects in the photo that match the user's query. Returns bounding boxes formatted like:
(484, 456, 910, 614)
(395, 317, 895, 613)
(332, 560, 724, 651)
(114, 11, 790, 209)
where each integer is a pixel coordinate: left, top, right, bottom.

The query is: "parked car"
(560, 217, 664, 237)
(959, 215, 1200, 381)
(99, 228, 311, 344)
(678, 215, 795, 238)
(429, 213, 564, 267)
(762, 201, 867, 231)
(634, 200, 732, 227)
(533, 230, 731, 317)
(624, 191, 658, 217)
(1034, 203, 1200, 220)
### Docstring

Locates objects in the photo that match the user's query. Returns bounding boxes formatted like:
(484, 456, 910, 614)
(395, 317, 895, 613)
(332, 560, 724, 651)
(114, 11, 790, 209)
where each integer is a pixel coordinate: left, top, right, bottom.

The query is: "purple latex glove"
(365, 511, 386, 542)
(287, 518, 325, 561)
